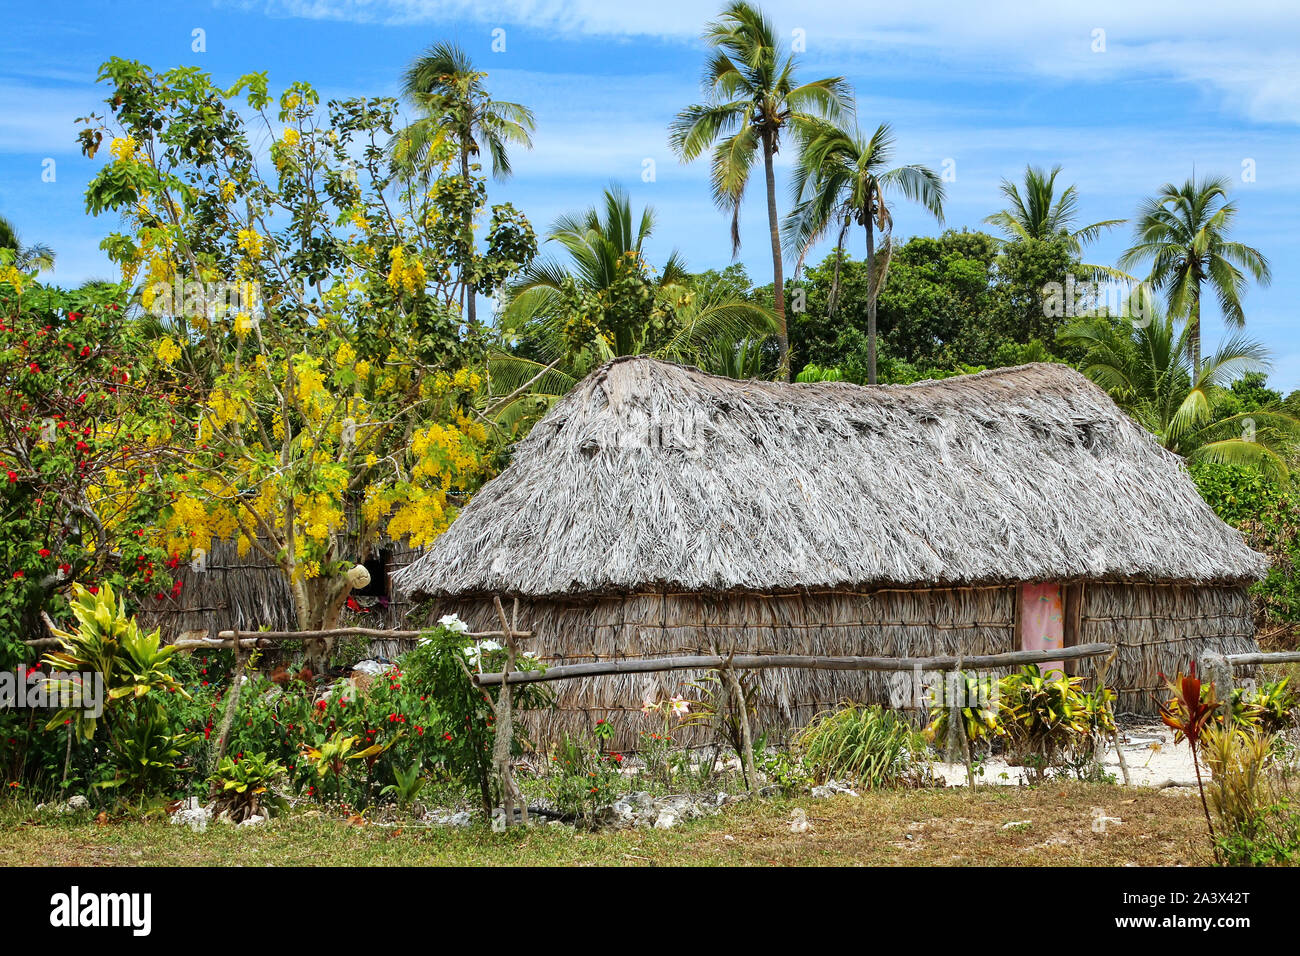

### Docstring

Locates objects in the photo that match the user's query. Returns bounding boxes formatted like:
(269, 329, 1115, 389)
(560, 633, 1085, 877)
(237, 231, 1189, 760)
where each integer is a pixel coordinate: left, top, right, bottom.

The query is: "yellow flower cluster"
(236, 229, 264, 258)
(156, 337, 182, 365)
(282, 127, 301, 148)
(386, 246, 426, 295)
(0, 265, 26, 293)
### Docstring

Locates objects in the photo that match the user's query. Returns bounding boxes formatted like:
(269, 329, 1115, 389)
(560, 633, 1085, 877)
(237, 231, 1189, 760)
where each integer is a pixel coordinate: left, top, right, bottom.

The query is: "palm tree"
(1119, 175, 1271, 378)
(490, 186, 776, 429)
(395, 42, 535, 328)
(984, 164, 1126, 280)
(783, 120, 944, 384)
(1060, 311, 1296, 477)
(0, 214, 55, 272)
(669, 1, 852, 379)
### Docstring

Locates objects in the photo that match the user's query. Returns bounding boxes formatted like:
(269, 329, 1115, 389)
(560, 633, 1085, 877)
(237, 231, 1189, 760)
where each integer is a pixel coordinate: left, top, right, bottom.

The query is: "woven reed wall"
(430, 581, 1256, 751)
(140, 537, 422, 644)
(1081, 583, 1256, 714)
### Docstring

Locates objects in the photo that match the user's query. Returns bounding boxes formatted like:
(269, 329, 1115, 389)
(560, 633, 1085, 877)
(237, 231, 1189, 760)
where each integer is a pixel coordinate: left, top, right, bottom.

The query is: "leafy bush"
(40, 583, 196, 797)
(1192, 463, 1300, 633)
(998, 668, 1115, 783)
(1202, 725, 1300, 866)
(1230, 678, 1299, 735)
(208, 751, 287, 822)
(796, 703, 926, 788)
(540, 733, 624, 826)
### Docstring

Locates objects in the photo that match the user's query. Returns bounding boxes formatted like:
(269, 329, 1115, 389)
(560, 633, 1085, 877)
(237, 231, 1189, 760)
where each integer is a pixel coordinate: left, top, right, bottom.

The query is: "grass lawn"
(0, 781, 1211, 866)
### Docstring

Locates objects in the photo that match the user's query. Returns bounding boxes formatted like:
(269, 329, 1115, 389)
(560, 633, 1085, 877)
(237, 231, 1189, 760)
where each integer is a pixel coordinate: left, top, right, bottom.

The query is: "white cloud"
(249, 0, 1300, 125)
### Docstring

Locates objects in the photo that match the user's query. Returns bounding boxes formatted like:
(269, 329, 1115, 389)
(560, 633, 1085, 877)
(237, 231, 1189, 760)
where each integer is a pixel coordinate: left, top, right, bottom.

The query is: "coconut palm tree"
(0, 214, 55, 272)
(490, 186, 776, 430)
(983, 164, 1126, 281)
(1119, 175, 1271, 379)
(669, 1, 852, 379)
(1060, 311, 1296, 477)
(394, 42, 535, 327)
(782, 120, 944, 384)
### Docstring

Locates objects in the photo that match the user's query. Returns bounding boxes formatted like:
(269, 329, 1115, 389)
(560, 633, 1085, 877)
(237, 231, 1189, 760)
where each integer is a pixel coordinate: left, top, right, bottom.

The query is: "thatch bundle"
(394, 357, 1267, 747)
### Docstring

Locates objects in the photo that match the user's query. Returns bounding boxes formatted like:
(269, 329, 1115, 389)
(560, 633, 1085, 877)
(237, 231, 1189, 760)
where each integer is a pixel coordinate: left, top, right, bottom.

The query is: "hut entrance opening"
(1018, 582, 1065, 676)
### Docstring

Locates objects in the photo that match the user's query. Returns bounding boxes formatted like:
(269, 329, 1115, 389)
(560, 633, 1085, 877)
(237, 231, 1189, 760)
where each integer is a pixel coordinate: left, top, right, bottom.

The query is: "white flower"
(478, 639, 502, 653)
(641, 699, 655, 715)
(438, 613, 468, 634)
(669, 695, 690, 717)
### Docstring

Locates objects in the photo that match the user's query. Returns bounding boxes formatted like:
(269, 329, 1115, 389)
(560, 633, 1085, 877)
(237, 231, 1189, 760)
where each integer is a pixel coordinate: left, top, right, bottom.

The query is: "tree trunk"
(460, 148, 476, 330)
(866, 222, 878, 385)
(1188, 292, 1201, 379)
(762, 136, 788, 380)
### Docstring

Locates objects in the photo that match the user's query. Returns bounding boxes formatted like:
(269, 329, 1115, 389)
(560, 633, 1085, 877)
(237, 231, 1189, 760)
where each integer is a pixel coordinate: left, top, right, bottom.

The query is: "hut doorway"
(1018, 583, 1064, 676)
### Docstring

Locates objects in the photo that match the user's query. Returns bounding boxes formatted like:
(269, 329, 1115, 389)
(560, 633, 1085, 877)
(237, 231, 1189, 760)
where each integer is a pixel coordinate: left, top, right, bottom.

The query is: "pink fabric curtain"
(1019, 583, 1064, 676)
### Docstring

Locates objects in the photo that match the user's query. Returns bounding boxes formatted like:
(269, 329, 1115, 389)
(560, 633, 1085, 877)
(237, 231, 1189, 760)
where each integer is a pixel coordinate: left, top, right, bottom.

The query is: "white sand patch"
(932, 721, 1200, 788)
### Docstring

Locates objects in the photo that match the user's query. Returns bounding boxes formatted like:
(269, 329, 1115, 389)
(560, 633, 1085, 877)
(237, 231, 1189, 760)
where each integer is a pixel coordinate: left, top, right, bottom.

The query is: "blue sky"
(1, 0, 1296, 388)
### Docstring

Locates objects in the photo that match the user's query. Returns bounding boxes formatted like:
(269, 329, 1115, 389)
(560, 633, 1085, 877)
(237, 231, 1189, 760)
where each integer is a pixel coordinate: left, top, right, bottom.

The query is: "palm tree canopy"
(0, 213, 55, 272)
(1119, 174, 1271, 329)
(985, 164, 1124, 249)
(1060, 311, 1296, 477)
(394, 41, 535, 181)
(668, 1, 853, 253)
(782, 120, 945, 270)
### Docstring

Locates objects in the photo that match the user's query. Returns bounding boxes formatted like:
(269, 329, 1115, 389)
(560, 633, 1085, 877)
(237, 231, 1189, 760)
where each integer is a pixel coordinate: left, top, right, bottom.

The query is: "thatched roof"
(395, 357, 1267, 599)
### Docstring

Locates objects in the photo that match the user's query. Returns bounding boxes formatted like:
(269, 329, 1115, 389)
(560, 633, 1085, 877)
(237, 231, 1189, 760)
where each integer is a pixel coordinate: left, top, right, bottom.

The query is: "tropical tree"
(81, 59, 536, 670)
(394, 42, 535, 328)
(492, 185, 776, 429)
(1060, 311, 1296, 477)
(1119, 175, 1271, 378)
(669, 1, 852, 379)
(0, 214, 55, 273)
(783, 120, 944, 384)
(983, 164, 1125, 280)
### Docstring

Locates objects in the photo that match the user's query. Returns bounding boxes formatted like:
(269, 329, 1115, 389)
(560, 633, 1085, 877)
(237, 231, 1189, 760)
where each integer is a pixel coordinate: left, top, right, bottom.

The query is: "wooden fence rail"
(474, 642, 1116, 687)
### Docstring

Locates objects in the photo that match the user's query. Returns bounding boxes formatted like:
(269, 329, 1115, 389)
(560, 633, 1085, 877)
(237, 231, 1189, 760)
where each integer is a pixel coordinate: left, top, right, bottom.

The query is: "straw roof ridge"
(395, 356, 1268, 598)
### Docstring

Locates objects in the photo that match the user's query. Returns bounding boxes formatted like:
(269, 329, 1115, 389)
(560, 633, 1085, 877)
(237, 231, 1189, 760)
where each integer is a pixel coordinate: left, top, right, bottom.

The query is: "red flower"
(37, 548, 50, 558)
(6, 471, 16, 482)
(316, 699, 328, 711)
(12, 571, 23, 579)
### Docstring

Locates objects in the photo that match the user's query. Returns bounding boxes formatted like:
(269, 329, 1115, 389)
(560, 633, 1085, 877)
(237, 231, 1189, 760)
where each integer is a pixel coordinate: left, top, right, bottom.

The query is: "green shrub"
(540, 733, 624, 826)
(1192, 463, 1300, 630)
(208, 750, 287, 822)
(796, 703, 926, 788)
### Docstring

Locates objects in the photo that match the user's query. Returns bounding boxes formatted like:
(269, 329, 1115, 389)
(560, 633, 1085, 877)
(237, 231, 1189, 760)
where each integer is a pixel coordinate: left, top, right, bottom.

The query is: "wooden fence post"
(490, 596, 527, 827)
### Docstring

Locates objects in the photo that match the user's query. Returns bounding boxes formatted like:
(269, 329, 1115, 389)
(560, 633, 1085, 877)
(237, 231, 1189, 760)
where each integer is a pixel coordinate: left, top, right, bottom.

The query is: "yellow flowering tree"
(80, 59, 536, 667)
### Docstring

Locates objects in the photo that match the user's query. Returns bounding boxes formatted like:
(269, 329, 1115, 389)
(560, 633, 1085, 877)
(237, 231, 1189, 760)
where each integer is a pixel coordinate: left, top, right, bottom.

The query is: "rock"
(62, 795, 90, 813)
(653, 809, 678, 829)
(1090, 807, 1123, 834)
(171, 806, 211, 833)
(447, 811, 473, 827)
(239, 814, 265, 827)
(1001, 820, 1032, 830)
(789, 808, 811, 833)
(491, 813, 507, 832)
(811, 780, 859, 799)
(352, 660, 386, 676)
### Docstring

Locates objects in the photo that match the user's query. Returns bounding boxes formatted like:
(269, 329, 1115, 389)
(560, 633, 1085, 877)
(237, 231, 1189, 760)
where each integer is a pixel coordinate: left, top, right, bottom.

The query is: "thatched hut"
(394, 357, 1266, 747)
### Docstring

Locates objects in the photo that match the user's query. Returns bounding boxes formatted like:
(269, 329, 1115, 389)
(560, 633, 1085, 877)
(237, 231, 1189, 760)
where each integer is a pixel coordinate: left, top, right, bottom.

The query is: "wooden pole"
(475, 643, 1116, 686)
(210, 642, 248, 786)
(1092, 649, 1129, 786)
(489, 595, 527, 826)
(716, 652, 757, 790)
